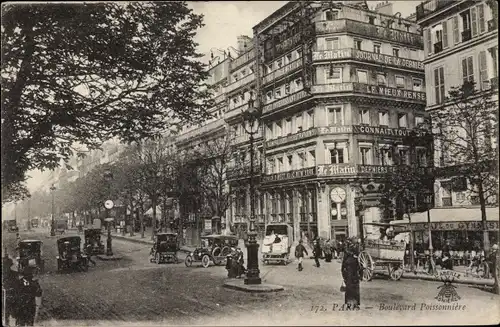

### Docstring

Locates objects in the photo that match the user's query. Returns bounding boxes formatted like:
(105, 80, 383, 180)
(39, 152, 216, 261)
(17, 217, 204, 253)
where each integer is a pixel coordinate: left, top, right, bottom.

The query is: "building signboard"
(360, 84, 426, 102)
(394, 221, 499, 232)
(262, 167, 316, 183)
(318, 164, 433, 177)
(312, 49, 423, 71)
(317, 126, 353, 135)
(317, 164, 357, 177)
(312, 83, 354, 94)
(353, 125, 429, 137)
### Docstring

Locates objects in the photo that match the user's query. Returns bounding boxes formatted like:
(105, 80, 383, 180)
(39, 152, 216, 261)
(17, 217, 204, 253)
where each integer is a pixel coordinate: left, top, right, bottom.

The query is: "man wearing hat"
(11, 264, 43, 326)
(341, 237, 361, 308)
(294, 239, 308, 272)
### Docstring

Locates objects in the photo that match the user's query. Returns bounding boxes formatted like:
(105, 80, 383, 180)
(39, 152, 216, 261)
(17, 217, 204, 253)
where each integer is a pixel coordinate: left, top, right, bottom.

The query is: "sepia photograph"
(1, 0, 499, 326)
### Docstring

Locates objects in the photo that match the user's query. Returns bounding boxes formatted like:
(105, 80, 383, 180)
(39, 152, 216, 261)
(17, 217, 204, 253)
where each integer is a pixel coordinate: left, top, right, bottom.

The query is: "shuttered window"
(478, 4, 485, 34)
(462, 56, 474, 83)
(442, 20, 448, 48)
(452, 16, 459, 45)
(479, 51, 488, 90)
(425, 28, 432, 55)
(434, 67, 445, 104)
(471, 6, 478, 36)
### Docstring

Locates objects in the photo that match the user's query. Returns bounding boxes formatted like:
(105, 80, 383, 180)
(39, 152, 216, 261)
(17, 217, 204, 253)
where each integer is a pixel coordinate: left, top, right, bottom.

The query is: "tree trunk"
(129, 196, 135, 237)
(478, 182, 490, 252)
(162, 197, 167, 233)
(151, 198, 157, 240)
(140, 206, 145, 238)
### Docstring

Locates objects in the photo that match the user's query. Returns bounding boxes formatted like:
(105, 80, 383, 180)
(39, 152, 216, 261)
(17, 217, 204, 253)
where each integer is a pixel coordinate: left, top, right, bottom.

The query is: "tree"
(1, 2, 213, 203)
(432, 81, 498, 251)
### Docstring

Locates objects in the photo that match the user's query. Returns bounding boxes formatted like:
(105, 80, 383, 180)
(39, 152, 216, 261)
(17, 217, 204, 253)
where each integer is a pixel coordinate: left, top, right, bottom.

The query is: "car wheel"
(201, 255, 210, 268)
(185, 255, 193, 267)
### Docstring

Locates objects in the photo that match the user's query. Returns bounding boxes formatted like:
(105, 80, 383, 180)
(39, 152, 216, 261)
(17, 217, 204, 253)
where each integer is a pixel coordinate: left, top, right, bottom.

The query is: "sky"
(21, 0, 424, 200)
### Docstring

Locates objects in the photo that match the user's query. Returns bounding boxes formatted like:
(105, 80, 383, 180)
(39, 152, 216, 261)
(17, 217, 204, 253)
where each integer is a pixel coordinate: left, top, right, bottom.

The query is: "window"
(308, 150, 316, 167)
(297, 152, 306, 169)
(266, 64, 273, 75)
(379, 111, 389, 126)
(286, 53, 293, 64)
(328, 107, 343, 126)
(477, 4, 485, 34)
(461, 10, 471, 31)
(277, 157, 284, 172)
(285, 118, 292, 135)
(392, 47, 400, 57)
(398, 113, 408, 128)
(295, 114, 303, 132)
(285, 83, 291, 94)
(416, 148, 427, 167)
(380, 146, 393, 166)
(442, 21, 449, 48)
(267, 158, 275, 174)
(395, 76, 405, 88)
(276, 58, 283, 69)
(373, 43, 381, 54)
(326, 37, 339, 50)
(357, 70, 367, 84)
(415, 116, 425, 127)
(240, 94, 245, 102)
(398, 149, 409, 165)
(413, 78, 422, 92)
(354, 39, 362, 50)
(377, 73, 387, 86)
(233, 74, 239, 82)
(462, 56, 474, 83)
(434, 67, 445, 104)
(451, 16, 459, 45)
(275, 88, 282, 99)
(266, 91, 273, 102)
(306, 110, 314, 129)
(275, 121, 282, 137)
(368, 16, 375, 25)
(359, 147, 372, 165)
(287, 155, 293, 171)
(241, 69, 246, 77)
(295, 78, 302, 88)
(359, 109, 370, 125)
(330, 148, 344, 164)
(325, 10, 339, 21)
(328, 67, 342, 81)
(489, 46, 498, 78)
(479, 51, 489, 90)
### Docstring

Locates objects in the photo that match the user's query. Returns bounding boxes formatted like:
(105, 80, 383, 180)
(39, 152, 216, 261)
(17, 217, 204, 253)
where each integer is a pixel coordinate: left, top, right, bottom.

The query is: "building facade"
(224, 1, 432, 244)
(415, 0, 499, 249)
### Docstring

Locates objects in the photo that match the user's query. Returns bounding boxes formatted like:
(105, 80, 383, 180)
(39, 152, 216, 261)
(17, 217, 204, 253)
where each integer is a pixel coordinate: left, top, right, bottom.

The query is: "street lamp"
(27, 195, 32, 231)
(49, 184, 56, 236)
(103, 168, 114, 256)
(241, 95, 262, 285)
(423, 191, 436, 274)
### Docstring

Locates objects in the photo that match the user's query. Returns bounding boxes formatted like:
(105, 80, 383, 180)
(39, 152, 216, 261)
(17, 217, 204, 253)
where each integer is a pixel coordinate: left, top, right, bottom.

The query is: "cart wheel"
(201, 255, 210, 268)
(184, 255, 193, 267)
(212, 247, 221, 257)
(477, 262, 489, 279)
(221, 246, 231, 257)
(358, 251, 374, 281)
(389, 263, 404, 281)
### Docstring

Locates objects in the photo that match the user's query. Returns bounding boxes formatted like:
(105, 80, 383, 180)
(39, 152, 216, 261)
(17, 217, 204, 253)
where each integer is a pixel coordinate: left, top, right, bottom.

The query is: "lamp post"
(103, 168, 114, 256)
(27, 195, 31, 231)
(241, 95, 262, 285)
(423, 192, 436, 274)
(50, 184, 56, 236)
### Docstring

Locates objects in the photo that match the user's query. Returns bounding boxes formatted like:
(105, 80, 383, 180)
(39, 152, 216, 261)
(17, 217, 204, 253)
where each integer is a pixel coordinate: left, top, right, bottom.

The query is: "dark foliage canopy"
(1, 2, 212, 203)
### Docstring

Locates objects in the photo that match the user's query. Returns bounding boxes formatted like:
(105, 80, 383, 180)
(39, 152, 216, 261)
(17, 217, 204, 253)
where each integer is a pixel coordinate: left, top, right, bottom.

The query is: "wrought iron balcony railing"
(262, 58, 303, 85)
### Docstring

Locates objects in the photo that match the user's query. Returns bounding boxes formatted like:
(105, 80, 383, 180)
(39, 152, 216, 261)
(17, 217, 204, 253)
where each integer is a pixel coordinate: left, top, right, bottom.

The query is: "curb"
(111, 234, 193, 254)
(223, 279, 285, 293)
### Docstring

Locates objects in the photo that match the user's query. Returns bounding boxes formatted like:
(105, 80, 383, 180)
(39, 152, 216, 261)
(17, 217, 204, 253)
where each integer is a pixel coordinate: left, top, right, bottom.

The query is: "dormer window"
(325, 10, 339, 21)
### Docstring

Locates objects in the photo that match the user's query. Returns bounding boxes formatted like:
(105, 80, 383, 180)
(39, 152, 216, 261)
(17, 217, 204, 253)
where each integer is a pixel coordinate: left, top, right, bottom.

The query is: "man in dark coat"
(295, 239, 308, 271)
(3, 250, 17, 326)
(341, 238, 361, 308)
(313, 238, 322, 267)
(12, 266, 43, 326)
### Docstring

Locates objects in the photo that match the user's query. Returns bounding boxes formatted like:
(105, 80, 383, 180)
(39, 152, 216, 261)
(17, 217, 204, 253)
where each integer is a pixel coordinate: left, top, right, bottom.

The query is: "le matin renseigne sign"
(363, 85, 426, 101)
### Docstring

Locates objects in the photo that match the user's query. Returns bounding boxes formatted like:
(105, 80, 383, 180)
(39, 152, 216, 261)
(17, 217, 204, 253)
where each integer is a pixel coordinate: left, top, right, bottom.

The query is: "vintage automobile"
(55, 219, 68, 235)
(17, 240, 45, 275)
(261, 224, 293, 265)
(185, 234, 238, 268)
(150, 233, 180, 264)
(84, 228, 105, 255)
(3, 219, 19, 233)
(56, 236, 89, 272)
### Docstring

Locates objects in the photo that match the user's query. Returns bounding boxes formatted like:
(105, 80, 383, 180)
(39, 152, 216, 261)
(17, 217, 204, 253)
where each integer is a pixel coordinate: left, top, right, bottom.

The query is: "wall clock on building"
(330, 187, 346, 203)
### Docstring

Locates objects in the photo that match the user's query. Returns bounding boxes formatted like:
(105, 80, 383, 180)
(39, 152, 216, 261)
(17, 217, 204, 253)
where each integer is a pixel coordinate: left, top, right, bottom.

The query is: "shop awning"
(390, 207, 499, 231)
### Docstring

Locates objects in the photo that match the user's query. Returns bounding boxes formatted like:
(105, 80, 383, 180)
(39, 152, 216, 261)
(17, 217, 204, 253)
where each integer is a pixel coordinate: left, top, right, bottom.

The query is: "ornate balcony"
(225, 73, 255, 94)
(262, 58, 303, 85)
(315, 19, 423, 48)
(262, 89, 311, 114)
(312, 48, 424, 71)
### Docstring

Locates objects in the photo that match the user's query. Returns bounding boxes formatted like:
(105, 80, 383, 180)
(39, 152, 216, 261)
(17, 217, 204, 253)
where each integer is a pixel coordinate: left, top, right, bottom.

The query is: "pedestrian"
(294, 239, 308, 271)
(324, 239, 332, 263)
(313, 238, 322, 267)
(84, 242, 96, 267)
(341, 237, 361, 308)
(11, 265, 42, 326)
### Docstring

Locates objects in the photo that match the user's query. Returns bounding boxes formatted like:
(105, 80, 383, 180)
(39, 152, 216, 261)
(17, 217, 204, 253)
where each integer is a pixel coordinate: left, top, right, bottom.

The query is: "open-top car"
(150, 232, 180, 264)
(261, 223, 293, 265)
(185, 234, 238, 268)
(56, 236, 88, 272)
(84, 228, 105, 255)
(17, 240, 45, 275)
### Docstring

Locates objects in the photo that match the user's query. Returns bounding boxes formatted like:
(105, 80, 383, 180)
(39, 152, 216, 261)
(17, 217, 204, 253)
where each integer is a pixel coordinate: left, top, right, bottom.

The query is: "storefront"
(390, 207, 499, 250)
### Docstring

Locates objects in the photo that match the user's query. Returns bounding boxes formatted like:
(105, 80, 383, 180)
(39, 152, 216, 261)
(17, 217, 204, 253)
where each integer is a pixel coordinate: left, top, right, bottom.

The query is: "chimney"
(237, 35, 252, 53)
(375, 1, 393, 16)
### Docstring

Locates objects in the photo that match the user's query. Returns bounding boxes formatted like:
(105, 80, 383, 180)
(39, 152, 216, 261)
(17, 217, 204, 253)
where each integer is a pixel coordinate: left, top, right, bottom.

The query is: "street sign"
(104, 200, 114, 209)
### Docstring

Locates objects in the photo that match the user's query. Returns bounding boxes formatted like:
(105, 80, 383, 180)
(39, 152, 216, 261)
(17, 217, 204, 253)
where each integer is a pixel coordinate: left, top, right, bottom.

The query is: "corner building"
(227, 1, 432, 244)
